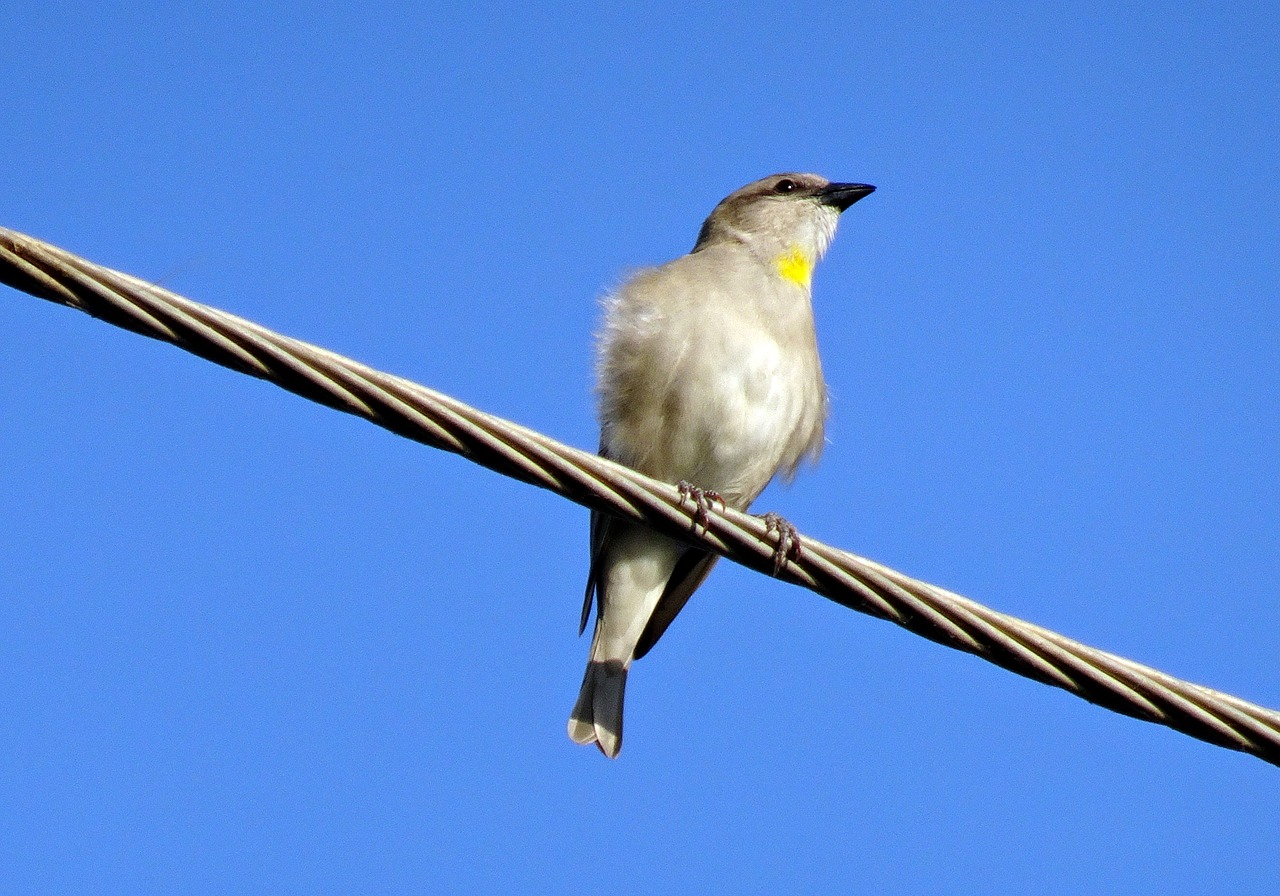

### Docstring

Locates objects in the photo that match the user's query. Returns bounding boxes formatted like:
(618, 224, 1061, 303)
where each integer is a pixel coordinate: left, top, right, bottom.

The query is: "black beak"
(818, 182, 876, 212)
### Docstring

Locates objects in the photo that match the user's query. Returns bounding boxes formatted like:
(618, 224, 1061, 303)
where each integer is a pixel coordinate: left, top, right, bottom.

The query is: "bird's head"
(693, 173, 875, 288)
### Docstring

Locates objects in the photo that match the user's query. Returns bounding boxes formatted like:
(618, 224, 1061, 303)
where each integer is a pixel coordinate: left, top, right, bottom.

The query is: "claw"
(677, 480, 725, 534)
(761, 511, 802, 575)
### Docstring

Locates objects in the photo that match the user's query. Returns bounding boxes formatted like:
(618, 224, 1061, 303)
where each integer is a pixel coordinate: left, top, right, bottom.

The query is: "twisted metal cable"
(2, 224, 1278, 767)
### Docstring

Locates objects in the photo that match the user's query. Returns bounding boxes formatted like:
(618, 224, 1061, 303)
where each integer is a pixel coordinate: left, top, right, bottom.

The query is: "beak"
(818, 182, 876, 212)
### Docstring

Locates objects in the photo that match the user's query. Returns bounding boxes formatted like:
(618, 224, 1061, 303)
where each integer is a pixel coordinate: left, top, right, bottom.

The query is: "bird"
(568, 173, 875, 757)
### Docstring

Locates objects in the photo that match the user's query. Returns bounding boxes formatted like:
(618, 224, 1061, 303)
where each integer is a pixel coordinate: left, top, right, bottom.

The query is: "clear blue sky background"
(2, 3, 1277, 892)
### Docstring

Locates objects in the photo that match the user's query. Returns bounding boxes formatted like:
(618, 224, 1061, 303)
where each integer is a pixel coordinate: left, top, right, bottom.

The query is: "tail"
(567, 656, 628, 759)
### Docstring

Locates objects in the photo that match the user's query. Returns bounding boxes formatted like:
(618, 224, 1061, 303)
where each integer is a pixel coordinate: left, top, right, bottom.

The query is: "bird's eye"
(774, 178, 796, 194)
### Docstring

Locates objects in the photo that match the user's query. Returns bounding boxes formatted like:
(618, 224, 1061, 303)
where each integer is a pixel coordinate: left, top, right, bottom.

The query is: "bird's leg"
(677, 480, 725, 534)
(761, 511, 802, 576)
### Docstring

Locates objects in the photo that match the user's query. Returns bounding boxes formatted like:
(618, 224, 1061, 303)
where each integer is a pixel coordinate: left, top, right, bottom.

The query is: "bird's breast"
(612, 318, 822, 506)
(599, 254, 827, 506)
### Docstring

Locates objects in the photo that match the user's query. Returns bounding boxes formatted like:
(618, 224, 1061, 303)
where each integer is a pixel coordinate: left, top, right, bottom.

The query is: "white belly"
(656, 328, 821, 506)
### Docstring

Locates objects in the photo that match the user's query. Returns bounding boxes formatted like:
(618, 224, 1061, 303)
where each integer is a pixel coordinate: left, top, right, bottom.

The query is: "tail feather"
(567, 659, 628, 758)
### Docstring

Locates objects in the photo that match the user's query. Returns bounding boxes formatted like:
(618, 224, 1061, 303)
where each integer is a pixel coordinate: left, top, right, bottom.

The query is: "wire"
(2, 225, 1278, 766)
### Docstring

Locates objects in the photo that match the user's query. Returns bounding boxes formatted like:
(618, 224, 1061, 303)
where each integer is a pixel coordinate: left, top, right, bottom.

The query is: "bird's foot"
(677, 481, 725, 534)
(761, 512, 802, 575)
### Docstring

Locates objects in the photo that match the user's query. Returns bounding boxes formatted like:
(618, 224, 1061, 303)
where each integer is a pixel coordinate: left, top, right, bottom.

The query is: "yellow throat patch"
(774, 245, 813, 288)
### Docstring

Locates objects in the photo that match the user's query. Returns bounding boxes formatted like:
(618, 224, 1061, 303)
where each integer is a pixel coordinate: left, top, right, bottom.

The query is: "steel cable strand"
(1, 226, 1278, 766)
(831, 552, 1280, 750)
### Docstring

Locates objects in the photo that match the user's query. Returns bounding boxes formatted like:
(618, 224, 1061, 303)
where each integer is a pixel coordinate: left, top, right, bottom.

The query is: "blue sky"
(2, 3, 1278, 892)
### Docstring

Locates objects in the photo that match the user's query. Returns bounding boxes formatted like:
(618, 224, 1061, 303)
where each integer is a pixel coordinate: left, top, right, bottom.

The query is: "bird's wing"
(580, 508, 611, 634)
(632, 550, 719, 660)
(579, 438, 620, 634)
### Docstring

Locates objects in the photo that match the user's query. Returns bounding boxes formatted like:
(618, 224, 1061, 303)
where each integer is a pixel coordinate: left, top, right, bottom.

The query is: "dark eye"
(774, 178, 796, 194)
